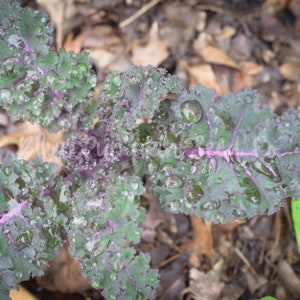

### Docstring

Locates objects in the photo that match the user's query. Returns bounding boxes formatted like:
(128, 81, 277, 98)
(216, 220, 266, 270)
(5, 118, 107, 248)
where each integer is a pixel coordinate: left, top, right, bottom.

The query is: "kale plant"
(0, 1, 299, 299)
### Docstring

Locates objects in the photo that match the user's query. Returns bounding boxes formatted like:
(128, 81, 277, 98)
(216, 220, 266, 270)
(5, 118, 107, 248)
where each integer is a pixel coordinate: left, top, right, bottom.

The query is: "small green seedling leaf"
(291, 198, 300, 252)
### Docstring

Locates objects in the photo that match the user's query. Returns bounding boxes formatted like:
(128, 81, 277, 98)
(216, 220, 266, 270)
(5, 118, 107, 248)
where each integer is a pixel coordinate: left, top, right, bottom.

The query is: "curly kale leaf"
(99, 65, 183, 147)
(0, 155, 68, 298)
(0, 0, 97, 132)
(68, 174, 159, 299)
(100, 66, 300, 223)
(142, 86, 300, 222)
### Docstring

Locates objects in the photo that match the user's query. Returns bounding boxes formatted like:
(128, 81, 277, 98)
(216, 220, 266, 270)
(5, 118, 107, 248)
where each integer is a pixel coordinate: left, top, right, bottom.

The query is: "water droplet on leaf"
(131, 182, 139, 190)
(162, 162, 175, 170)
(35, 26, 43, 34)
(201, 200, 220, 210)
(233, 209, 246, 218)
(163, 175, 183, 188)
(77, 63, 88, 73)
(190, 165, 197, 174)
(180, 100, 203, 123)
(216, 212, 225, 223)
(147, 157, 159, 172)
(216, 177, 225, 184)
(186, 182, 204, 203)
(16, 229, 33, 250)
(251, 160, 280, 183)
(1, 88, 12, 102)
(244, 95, 252, 103)
(122, 135, 129, 143)
(110, 272, 117, 280)
(240, 177, 261, 204)
(15, 271, 23, 279)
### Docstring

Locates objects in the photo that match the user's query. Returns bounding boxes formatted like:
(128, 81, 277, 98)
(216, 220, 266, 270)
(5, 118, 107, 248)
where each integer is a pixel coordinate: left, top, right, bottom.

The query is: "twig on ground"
(119, 0, 162, 29)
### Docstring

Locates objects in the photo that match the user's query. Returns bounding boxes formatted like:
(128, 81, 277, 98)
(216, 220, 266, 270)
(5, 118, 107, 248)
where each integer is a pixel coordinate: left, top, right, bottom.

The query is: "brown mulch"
(3, 0, 300, 299)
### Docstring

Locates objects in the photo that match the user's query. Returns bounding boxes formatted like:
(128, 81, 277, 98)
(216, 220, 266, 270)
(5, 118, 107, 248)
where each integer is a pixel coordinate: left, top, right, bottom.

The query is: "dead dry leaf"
(131, 22, 169, 67)
(83, 26, 123, 49)
(10, 286, 37, 300)
(279, 62, 300, 81)
(264, 0, 289, 12)
(231, 68, 253, 93)
(189, 215, 214, 266)
(0, 122, 63, 165)
(87, 48, 116, 69)
(214, 26, 236, 41)
(82, 25, 125, 71)
(180, 60, 222, 95)
(239, 61, 262, 76)
(63, 32, 84, 53)
(181, 268, 224, 300)
(197, 46, 240, 69)
(37, 245, 91, 293)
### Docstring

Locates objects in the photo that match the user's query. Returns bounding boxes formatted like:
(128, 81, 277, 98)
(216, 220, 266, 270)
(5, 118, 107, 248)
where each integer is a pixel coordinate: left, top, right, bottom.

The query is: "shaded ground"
(2, 0, 300, 299)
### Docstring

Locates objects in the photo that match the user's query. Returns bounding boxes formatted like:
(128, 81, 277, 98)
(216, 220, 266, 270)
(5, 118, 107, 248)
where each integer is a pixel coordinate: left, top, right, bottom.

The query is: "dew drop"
(122, 135, 129, 143)
(3, 167, 12, 176)
(16, 229, 33, 250)
(240, 177, 261, 204)
(1, 88, 12, 101)
(216, 177, 225, 184)
(244, 94, 253, 103)
(35, 26, 43, 34)
(77, 63, 88, 73)
(169, 202, 179, 213)
(168, 120, 181, 135)
(186, 182, 204, 203)
(85, 240, 95, 252)
(180, 100, 203, 123)
(162, 162, 175, 170)
(249, 195, 260, 204)
(186, 202, 192, 209)
(216, 212, 225, 223)
(190, 165, 197, 174)
(251, 160, 280, 183)
(15, 271, 23, 279)
(163, 175, 183, 188)
(131, 182, 139, 190)
(92, 279, 101, 288)
(110, 272, 117, 280)
(201, 200, 220, 210)
(287, 164, 295, 171)
(232, 209, 246, 218)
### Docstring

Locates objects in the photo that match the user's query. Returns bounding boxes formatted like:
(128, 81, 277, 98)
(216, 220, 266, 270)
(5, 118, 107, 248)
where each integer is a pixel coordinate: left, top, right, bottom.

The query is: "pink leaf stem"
(229, 113, 243, 150)
(0, 201, 30, 225)
(184, 148, 258, 162)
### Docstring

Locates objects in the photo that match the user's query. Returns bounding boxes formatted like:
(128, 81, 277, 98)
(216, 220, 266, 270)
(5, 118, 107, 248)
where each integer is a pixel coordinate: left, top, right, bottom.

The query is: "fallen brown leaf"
(239, 61, 262, 76)
(63, 32, 84, 53)
(0, 122, 63, 165)
(180, 60, 222, 95)
(181, 267, 224, 300)
(36, 244, 91, 293)
(189, 215, 214, 266)
(279, 62, 300, 81)
(10, 286, 37, 300)
(197, 46, 240, 69)
(131, 22, 169, 67)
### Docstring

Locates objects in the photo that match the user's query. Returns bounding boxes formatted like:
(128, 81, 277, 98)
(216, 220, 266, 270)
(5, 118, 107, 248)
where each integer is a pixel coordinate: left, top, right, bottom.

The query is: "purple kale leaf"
(134, 85, 300, 223)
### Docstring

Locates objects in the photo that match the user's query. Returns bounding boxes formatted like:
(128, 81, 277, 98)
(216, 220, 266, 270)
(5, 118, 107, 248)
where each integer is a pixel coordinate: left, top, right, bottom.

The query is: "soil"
(3, 0, 300, 299)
